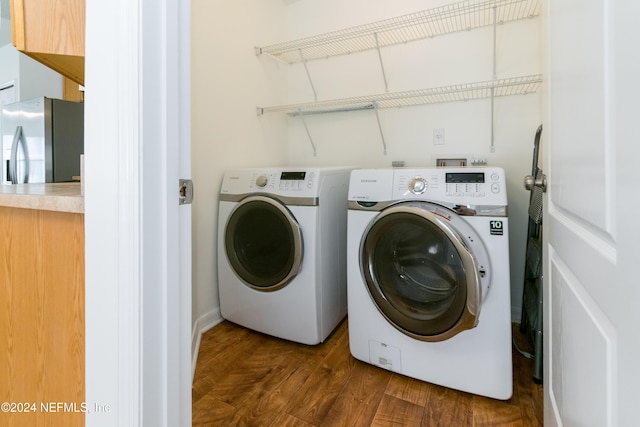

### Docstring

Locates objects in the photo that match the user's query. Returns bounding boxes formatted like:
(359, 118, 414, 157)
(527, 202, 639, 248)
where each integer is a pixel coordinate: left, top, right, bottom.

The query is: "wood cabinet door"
(0, 207, 85, 427)
(10, 0, 85, 85)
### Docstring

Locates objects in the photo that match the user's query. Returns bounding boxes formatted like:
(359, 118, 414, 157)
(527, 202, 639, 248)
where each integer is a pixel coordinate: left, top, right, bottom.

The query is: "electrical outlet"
(433, 128, 445, 145)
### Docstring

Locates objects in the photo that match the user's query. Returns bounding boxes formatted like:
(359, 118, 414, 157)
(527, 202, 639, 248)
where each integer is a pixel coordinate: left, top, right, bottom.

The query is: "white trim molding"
(85, 0, 192, 425)
(191, 308, 224, 381)
(84, 0, 142, 425)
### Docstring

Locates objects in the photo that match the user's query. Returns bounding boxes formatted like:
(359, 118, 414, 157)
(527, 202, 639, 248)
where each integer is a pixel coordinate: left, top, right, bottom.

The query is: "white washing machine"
(347, 167, 512, 399)
(218, 167, 353, 345)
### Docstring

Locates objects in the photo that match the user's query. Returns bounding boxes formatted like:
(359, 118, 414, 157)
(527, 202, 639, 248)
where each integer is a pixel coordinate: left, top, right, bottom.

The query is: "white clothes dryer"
(218, 167, 352, 345)
(347, 167, 512, 399)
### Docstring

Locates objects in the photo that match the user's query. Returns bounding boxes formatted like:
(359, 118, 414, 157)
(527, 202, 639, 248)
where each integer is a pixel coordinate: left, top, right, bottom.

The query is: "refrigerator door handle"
(9, 126, 30, 184)
(8, 126, 20, 183)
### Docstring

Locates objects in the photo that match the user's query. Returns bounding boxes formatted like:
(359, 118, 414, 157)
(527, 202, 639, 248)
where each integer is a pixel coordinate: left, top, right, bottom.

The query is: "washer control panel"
(393, 167, 506, 205)
(443, 170, 502, 197)
(348, 167, 507, 206)
(392, 167, 506, 205)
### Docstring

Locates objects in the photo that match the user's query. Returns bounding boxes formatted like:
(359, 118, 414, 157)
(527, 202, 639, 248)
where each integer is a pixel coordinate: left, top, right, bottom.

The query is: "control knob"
(408, 177, 427, 194)
(255, 175, 268, 188)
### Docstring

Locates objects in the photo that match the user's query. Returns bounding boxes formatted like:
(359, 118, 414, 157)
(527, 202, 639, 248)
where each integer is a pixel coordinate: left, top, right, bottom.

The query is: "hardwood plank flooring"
(193, 320, 543, 426)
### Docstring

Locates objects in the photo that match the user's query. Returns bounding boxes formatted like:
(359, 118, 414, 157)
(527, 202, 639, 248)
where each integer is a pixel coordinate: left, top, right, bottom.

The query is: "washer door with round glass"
(360, 202, 488, 342)
(225, 195, 303, 292)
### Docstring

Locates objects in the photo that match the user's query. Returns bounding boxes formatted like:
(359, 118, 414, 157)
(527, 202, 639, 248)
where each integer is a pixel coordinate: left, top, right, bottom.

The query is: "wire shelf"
(257, 74, 542, 116)
(257, 0, 541, 63)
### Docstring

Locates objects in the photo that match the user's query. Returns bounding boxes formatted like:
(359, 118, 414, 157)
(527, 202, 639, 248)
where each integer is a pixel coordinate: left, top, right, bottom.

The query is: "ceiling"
(0, 0, 302, 20)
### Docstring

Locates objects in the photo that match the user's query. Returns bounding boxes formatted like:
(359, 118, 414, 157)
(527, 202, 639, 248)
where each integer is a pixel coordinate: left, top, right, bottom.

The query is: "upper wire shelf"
(256, 0, 541, 63)
(257, 74, 542, 116)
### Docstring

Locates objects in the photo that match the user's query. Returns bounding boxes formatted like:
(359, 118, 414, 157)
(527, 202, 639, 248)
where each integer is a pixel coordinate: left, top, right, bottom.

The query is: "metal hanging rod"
(283, 104, 388, 156)
(285, 104, 376, 116)
(256, 0, 541, 63)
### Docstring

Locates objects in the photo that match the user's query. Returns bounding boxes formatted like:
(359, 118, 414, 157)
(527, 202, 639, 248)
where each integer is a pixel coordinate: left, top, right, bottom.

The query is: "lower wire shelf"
(257, 74, 542, 116)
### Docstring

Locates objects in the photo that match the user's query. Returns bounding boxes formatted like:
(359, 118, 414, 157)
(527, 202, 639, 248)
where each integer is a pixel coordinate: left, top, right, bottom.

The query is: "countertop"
(0, 183, 84, 213)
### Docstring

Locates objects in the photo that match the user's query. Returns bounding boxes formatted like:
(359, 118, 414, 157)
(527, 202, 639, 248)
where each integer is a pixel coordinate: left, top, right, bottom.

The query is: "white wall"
(191, 0, 289, 331)
(0, 44, 62, 154)
(0, 16, 10, 46)
(0, 44, 62, 101)
(191, 0, 542, 335)
(0, 44, 17, 84)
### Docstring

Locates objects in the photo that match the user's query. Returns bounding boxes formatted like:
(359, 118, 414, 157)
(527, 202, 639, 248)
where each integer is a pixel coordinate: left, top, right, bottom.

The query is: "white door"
(544, 1, 640, 426)
(84, 0, 192, 426)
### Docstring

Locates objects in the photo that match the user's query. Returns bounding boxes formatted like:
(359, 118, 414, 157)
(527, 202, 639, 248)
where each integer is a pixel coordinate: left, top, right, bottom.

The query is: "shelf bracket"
(297, 109, 318, 156)
(374, 33, 389, 92)
(299, 49, 318, 101)
(373, 101, 388, 155)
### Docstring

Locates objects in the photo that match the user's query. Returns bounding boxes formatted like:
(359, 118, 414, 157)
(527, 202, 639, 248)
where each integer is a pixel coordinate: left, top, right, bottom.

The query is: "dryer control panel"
(250, 171, 315, 193)
(221, 167, 354, 199)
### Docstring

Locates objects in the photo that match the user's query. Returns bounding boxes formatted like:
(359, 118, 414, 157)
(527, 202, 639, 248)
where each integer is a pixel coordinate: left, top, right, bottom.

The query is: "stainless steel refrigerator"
(1, 96, 84, 184)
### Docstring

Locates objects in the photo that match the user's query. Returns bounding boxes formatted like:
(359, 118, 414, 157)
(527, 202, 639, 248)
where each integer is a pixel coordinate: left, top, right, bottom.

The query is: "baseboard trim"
(191, 307, 223, 382)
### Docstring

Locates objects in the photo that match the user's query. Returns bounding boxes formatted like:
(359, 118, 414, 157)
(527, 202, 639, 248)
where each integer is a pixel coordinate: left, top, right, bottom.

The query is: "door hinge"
(179, 179, 194, 205)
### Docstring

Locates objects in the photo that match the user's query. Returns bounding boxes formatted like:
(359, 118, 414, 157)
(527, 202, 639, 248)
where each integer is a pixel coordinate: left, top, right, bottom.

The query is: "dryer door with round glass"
(360, 202, 487, 342)
(225, 195, 303, 291)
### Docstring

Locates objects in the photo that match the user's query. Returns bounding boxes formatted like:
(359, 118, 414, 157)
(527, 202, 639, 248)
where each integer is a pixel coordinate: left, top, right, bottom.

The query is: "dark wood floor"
(192, 319, 543, 426)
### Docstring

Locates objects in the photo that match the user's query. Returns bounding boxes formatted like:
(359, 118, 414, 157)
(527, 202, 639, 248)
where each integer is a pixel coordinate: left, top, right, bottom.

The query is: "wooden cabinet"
(0, 207, 84, 427)
(10, 0, 85, 86)
(64, 77, 85, 102)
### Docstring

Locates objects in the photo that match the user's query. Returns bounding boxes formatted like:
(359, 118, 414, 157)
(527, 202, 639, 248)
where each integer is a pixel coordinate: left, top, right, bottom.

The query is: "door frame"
(84, 0, 191, 425)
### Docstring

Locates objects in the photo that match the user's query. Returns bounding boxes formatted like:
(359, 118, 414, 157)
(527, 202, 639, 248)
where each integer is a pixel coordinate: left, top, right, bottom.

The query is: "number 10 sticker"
(490, 220, 504, 235)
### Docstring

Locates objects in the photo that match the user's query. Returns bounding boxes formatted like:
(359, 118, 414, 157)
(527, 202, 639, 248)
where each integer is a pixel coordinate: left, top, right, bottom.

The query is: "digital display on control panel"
(445, 172, 485, 183)
(281, 171, 306, 180)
